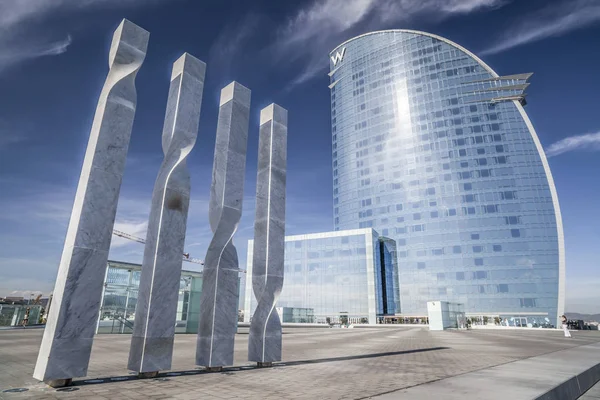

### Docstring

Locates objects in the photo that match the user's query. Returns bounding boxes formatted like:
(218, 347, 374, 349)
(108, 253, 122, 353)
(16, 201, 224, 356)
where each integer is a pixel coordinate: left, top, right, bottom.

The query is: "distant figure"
(561, 315, 571, 338)
(22, 307, 30, 328)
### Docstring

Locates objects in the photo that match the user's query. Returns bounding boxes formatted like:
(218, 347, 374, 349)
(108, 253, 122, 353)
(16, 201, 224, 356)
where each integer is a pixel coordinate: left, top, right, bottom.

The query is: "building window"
(520, 298, 537, 308)
(417, 262, 426, 269)
(511, 229, 521, 238)
(505, 216, 520, 225)
(456, 272, 465, 280)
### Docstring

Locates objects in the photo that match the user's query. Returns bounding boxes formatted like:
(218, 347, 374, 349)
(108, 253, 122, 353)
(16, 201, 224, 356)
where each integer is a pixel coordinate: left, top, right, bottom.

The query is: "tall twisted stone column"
(33, 19, 148, 385)
(128, 53, 206, 374)
(248, 104, 287, 365)
(196, 82, 251, 369)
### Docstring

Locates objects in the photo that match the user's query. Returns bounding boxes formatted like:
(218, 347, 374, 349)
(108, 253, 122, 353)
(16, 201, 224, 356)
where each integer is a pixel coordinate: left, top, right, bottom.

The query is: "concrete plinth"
(137, 371, 159, 379)
(45, 378, 72, 388)
(257, 362, 273, 368)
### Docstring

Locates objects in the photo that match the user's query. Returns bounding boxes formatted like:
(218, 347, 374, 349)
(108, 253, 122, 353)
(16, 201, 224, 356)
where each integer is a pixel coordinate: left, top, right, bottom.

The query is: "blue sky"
(0, 0, 599, 313)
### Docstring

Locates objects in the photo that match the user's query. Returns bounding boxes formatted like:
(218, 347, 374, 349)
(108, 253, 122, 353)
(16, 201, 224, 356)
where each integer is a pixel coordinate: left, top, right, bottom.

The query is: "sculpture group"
(33, 19, 287, 386)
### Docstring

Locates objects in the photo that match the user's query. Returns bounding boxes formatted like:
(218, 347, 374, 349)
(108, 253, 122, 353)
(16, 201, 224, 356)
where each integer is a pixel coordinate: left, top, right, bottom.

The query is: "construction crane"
(112, 229, 205, 265)
(111, 230, 247, 274)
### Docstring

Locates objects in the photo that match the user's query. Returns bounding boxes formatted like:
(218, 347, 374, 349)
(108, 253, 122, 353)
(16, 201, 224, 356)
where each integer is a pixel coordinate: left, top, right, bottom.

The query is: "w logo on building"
(330, 48, 346, 66)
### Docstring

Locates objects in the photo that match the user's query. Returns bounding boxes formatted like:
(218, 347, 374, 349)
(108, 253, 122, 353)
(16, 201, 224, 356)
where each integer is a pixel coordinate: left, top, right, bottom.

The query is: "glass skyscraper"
(328, 30, 564, 326)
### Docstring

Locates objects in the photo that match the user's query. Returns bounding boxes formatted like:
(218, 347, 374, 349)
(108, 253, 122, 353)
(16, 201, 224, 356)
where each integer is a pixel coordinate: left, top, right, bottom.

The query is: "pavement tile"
(0, 328, 599, 400)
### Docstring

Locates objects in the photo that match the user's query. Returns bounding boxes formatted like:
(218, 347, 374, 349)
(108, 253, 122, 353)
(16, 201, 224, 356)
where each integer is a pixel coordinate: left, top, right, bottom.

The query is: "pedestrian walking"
(22, 307, 30, 328)
(561, 315, 571, 338)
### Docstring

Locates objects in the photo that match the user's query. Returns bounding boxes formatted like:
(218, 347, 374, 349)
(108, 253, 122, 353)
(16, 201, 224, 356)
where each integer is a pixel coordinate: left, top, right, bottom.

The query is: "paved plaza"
(1, 327, 599, 399)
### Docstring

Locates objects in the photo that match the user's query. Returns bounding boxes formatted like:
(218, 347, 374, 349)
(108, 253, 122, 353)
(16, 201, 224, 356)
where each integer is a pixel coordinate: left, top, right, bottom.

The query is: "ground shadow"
(70, 347, 449, 388)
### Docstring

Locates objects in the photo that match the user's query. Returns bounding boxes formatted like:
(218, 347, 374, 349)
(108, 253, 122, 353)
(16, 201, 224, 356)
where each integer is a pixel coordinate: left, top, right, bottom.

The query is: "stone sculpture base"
(257, 362, 273, 368)
(138, 371, 159, 379)
(45, 379, 72, 388)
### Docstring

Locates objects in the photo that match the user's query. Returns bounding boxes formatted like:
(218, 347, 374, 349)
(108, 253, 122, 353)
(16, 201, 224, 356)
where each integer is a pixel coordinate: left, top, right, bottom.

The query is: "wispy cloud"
(208, 13, 263, 74)
(273, 0, 509, 86)
(0, 0, 173, 71)
(0, 119, 30, 149)
(0, 35, 73, 71)
(0, 132, 27, 150)
(546, 131, 600, 157)
(482, 0, 600, 55)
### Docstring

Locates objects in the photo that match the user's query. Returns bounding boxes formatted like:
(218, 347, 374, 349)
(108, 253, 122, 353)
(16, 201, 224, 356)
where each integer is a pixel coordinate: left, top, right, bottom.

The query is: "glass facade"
(244, 229, 400, 325)
(328, 30, 564, 326)
(98, 261, 203, 334)
(276, 307, 316, 324)
(0, 304, 43, 327)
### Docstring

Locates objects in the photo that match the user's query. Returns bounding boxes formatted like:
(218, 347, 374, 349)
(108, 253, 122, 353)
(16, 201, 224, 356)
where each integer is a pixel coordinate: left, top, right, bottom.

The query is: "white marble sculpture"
(128, 53, 206, 375)
(248, 104, 288, 365)
(196, 82, 251, 369)
(33, 19, 149, 385)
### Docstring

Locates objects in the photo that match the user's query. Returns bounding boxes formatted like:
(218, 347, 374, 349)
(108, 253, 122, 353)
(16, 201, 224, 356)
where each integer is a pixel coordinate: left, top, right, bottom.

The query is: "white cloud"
(275, 0, 509, 86)
(545, 131, 600, 157)
(482, 0, 600, 55)
(0, 0, 173, 71)
(1, 34, 74, 64)
(112, 220, 148, 248)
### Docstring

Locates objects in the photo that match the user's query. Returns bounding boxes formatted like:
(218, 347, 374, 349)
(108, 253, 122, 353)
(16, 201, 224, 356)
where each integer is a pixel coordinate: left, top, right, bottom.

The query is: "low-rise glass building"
(97, 261, 203, 334)
(244, 228, 399, 325)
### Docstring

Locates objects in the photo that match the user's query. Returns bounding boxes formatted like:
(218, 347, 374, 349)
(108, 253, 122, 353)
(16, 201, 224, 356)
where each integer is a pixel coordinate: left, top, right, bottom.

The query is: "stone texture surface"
(378, 341, 600, 399)
(248, 104, 288, 363)
(128, 53, 206, 373)
(581, 379, 600, 399)
(4, 328, 600, 399)
(196, 82, 251, 368)
(32, 19, 149, 382)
